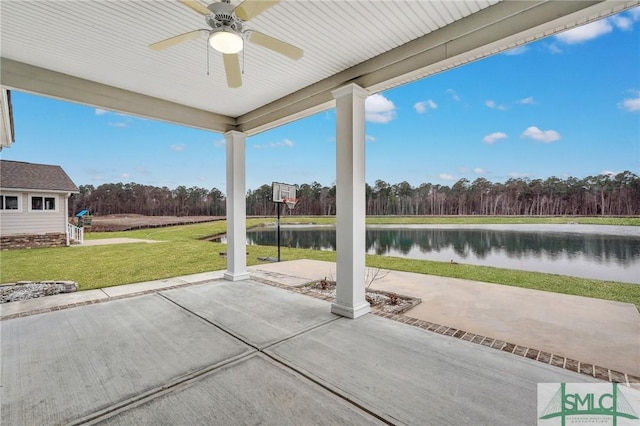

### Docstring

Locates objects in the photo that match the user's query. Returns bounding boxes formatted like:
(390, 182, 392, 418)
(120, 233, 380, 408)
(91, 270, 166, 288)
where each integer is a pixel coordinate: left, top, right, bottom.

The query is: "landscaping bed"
(1, 281, 78, 303)
(303, 278, 421, 315)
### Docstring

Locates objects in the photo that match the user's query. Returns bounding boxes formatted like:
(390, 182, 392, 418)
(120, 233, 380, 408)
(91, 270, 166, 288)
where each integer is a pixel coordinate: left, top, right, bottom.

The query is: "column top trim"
(332, 83, 369, 100)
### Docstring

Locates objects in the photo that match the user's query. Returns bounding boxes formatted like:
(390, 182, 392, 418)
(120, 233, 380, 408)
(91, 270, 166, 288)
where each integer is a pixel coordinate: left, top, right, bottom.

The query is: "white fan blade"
(179, 0, 210, 15)
(223, 53, 242, 88)
(149, 30, 207, 50)
(248, 31, 303, 60)
(234, 0, 279, 21)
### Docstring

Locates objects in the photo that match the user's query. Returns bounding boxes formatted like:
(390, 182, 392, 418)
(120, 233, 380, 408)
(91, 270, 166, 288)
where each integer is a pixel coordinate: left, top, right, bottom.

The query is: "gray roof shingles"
(0, 160, 79, 192)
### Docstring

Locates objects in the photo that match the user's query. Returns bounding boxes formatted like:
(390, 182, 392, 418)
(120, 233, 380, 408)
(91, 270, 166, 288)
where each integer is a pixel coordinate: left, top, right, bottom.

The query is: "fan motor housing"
(206, 2, 244, 31)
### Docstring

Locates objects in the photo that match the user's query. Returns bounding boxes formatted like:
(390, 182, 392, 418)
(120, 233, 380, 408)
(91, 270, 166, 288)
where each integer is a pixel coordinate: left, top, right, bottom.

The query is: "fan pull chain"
(206, 39, 210, 76)
(242, 41, 245, 75)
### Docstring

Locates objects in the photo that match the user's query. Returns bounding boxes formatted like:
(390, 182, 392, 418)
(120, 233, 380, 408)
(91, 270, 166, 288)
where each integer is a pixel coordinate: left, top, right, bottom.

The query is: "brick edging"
(254, 276, 640, 389)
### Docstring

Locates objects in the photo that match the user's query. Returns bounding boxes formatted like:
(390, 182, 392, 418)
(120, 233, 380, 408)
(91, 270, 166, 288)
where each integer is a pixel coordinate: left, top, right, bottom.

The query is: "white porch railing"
(67, 223, 84, 245)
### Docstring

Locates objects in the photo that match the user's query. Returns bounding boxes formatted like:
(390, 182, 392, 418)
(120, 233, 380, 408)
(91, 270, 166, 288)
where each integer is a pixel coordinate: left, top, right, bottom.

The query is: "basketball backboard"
(272, 182, 297, 203)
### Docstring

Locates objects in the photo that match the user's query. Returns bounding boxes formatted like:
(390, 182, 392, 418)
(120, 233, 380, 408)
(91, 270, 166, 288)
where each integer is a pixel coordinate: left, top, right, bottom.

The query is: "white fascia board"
(0, 59, 237, 134)
(0, 187, 79, 194)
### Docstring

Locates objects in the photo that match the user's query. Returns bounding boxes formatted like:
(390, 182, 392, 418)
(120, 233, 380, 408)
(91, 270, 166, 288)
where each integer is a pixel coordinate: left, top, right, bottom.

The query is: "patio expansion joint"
(70, 352, 259, 426)
(153, 291, 392, 425)
(253, 276, 640, 390)
(261, 350, 396, 426)
(158, 292, 261, 351)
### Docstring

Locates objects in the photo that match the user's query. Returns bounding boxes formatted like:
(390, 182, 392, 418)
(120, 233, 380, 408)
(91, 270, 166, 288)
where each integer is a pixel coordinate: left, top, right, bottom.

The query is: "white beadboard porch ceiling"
(1, 1, 638, 135)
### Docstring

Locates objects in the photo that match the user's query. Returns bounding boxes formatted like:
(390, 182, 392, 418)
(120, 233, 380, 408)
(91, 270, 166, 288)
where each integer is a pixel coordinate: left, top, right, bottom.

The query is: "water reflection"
(237, 225, 640, 284)
(366, 228, 639, 264)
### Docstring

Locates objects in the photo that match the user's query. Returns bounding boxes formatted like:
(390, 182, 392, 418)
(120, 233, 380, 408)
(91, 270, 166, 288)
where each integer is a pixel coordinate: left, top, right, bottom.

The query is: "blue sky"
(2, 7, 639, 191)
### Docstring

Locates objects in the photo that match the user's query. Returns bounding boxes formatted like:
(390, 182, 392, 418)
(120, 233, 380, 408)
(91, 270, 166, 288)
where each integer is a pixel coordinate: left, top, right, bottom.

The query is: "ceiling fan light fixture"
(209, 29, 243, 54)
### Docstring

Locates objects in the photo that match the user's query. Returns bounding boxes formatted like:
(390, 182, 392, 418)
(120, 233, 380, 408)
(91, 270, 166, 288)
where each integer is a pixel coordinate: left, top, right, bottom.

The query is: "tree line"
(70, 171, 640, 217)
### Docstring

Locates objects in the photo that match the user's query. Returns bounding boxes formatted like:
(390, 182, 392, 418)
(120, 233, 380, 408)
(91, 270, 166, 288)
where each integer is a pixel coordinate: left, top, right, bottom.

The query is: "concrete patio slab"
(252, 260, 640, 376)
(100, 277, 189, 297)
(161, 280, 338, 349)
(3, 274, 637, 426)
(0, 288, 109, 317)
(266, 314, 601, 425)
(0, 294, 253, 425)
(178, 270, 225, 284)
(97, 353, 385, 425)
(98, 273, 225, 298)
(250, 268, 313, 286)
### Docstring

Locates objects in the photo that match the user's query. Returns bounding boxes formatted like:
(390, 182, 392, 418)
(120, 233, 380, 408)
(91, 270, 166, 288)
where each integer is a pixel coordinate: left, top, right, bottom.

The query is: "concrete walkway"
(1, 277, 614, 425)
(249, 260, 640, 377)
(76, 238, 164, 247)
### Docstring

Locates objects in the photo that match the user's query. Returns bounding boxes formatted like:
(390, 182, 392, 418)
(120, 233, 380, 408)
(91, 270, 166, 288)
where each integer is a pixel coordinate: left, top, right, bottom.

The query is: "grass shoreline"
(1, 216, 638, 309)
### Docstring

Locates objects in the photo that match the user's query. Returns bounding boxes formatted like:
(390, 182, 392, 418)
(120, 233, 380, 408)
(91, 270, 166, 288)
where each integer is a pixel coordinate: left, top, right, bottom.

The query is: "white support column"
(331, 83, 370, 319)
(224, 130, 250, 281)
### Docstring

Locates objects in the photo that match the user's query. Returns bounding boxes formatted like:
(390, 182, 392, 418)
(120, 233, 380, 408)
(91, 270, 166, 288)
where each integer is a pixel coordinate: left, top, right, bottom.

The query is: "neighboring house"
(0, 160, 80, 249)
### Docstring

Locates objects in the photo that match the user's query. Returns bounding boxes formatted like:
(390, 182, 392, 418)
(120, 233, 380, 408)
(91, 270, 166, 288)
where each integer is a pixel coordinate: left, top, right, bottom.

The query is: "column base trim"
(223, 271, 251, 282)
(331, 301, 371, 319)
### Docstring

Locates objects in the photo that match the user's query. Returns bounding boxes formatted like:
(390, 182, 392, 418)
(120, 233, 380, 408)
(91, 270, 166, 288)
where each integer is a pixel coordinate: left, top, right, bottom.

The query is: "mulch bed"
(302, 279, 421, 315)
(0, 281, 78, 304)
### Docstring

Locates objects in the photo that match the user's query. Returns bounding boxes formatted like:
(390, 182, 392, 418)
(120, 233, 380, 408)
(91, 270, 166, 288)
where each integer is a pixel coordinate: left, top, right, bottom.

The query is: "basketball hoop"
(283, 197, 297, 210)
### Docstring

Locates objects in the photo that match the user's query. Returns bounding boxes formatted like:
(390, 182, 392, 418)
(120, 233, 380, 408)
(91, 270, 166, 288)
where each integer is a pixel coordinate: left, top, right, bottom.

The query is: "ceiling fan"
(150, 0, 303, 88)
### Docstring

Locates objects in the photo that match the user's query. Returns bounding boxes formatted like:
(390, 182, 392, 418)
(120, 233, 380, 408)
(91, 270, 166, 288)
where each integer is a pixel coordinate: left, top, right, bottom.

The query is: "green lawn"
(1, 216, 638, 309)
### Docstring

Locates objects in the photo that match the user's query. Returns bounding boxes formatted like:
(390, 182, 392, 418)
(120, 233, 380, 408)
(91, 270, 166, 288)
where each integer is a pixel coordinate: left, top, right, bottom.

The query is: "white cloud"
(170, 144, 186, 152)
(414, 100, 437, 114)
(547, 43, 563, 54)
(365, 93, 397, 124)
(555, 19, 612, 44)
(600, 170, 618, 177)
(483, 132, 508, 144)
(485, 100, 507, 110)
(253, 139, 296, 149)
(459, 167, 470, 174)
(213, 138, 225, 147)
(366, 135, 376, 142)
(121, 173, 131, 179)
(108, 122, 128, 128)
(504, 45, 528, 56)
(518, 97, 536, 105)
(630, 7, 640, 21)
(618, 97, 640, 112)
(508, 172, 530, 178)
(612, 15, 633, 31)
(96, 108, 131, 118)
(473, 168, 486, 174)
(521, 126, 561, 143)
(446, 89, 461, 102)
(438, 173, 455, 181)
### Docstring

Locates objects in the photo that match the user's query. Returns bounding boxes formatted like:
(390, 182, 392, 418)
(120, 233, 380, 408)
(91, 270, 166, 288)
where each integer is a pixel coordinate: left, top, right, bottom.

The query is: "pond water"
(231, 224, 640, 284)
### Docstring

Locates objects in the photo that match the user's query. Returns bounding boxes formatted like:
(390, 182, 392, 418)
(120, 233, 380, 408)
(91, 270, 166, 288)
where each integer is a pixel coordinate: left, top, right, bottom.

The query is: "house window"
(1, 195, 19, 210)
(30, 196, 56, 211)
